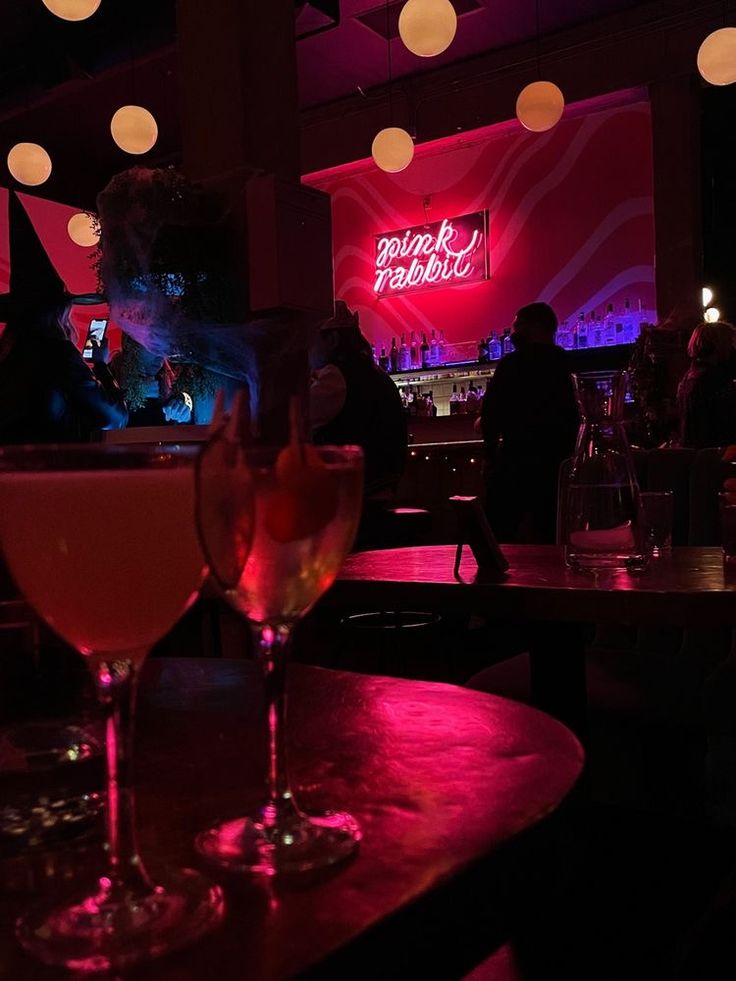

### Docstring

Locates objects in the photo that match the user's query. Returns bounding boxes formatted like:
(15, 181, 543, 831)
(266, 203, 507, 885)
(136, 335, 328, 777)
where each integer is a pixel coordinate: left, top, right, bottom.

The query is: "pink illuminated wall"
(0, 189, 120, 353)
(304, 94, 656, 352)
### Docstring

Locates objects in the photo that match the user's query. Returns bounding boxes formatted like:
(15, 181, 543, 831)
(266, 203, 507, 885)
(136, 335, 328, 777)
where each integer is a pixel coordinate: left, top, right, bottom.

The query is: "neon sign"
(374, 211, 488, 297)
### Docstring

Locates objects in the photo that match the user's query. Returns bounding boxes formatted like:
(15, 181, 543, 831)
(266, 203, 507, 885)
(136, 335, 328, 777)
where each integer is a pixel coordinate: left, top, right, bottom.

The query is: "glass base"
(565, 551, 647, 573)
(16, 867, 224, 973)
(195, 809, 361, 875)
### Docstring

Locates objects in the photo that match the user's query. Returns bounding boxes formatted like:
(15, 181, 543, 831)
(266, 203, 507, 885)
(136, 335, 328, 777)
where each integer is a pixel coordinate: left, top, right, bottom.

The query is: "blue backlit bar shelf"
(388, 343, 635, 418)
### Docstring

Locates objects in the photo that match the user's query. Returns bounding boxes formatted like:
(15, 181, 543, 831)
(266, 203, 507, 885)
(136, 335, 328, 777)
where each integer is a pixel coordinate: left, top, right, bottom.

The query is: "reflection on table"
(0, 658, 582, 980)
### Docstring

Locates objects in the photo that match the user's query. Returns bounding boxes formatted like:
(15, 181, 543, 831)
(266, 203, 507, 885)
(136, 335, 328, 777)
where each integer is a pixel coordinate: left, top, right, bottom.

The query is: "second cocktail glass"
(196, 436, 364, 875)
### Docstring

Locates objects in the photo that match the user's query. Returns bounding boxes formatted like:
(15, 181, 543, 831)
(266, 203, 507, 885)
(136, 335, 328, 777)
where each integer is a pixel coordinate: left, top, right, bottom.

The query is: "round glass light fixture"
(516, 81, 565, 133)
(110, 105, 158, 155)
(42, 0, 101, 21)
(398, 0, 457, 58)
(372, 127, 415, 173)
(697, 28, 736, 86)
(704, 306, 721, 323)
(67, 212, 100, 248)
(702, 286, 714, 308)
(7, 143, 52, 186)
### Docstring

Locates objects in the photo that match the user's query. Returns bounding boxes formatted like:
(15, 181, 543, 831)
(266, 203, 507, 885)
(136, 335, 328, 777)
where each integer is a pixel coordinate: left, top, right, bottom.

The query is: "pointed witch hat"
(0, 191, 102, 321)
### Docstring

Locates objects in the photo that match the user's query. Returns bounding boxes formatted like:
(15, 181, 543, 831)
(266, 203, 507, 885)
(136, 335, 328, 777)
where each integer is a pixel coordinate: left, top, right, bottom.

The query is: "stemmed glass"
(0, 444, 224, 972)
(195, 422, 364, 875)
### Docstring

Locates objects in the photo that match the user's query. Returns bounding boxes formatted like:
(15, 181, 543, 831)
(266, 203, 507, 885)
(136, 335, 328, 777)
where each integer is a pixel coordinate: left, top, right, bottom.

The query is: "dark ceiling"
(0, 0, 665, 207)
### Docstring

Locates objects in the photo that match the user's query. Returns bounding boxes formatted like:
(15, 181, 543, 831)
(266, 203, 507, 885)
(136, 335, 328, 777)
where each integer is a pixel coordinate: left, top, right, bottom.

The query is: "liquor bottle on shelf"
(589, 312, 603, 348)
(420, 333, 430, 368)
(389, 337, 399, 373)
(621, 299, 634, 344)
(429, 329, 440, 366)
(410, 331, 419, 368)
(378, 346, 389, 372)
(398, 333, 411, 371)
(438, 329, 447, 364)
(556, 320, 573, 350)
(425, 391, 436, 417)
(478, 337, 489, 363)
(501, 329, 513, 356)
(457, 386, 467, 415)
(603, 304, 616, 346)
(614, 298, 630, 344)
(449, 384, 459, 415)
(465, 382, 479, 416)
(488, 331, 502, 360)
(371, 343, 378, 365)
(576, 312, 588, 349)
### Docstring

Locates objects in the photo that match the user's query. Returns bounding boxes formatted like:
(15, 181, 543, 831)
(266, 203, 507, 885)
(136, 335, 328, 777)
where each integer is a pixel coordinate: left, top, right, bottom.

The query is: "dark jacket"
(677, 356, 736, 449)
(0, 330, 127, 444)
(481, 343, 579, 467)
(481, 343, 579, 543)
(313, 352, 407, 500)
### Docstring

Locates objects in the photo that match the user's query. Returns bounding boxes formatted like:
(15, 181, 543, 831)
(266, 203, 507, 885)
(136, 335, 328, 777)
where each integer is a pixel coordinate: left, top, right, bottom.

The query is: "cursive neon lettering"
(374, 212, 488, 297)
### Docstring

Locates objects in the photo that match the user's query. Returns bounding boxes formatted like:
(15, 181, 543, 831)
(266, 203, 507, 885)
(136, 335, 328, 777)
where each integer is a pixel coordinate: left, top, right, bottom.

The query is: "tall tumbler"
(562, 370, 646, 572)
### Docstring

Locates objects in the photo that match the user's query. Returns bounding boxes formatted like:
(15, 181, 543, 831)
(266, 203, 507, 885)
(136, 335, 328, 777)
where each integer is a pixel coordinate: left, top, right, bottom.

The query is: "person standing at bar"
(676, 320, 736, 449)
(310, 301, 407, 536)
(480, 302, 579, 543)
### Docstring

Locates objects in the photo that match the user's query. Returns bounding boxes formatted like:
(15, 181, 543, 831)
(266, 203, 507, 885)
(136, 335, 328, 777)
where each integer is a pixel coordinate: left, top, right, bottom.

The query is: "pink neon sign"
(374, 211, 488, 297)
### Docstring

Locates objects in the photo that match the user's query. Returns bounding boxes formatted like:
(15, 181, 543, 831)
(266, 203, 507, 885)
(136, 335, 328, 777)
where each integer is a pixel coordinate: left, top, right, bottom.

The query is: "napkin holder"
(449, 496, 509, 582)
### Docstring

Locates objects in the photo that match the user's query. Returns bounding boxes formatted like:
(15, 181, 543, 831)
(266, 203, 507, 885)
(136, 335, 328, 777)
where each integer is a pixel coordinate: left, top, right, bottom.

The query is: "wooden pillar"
(176, 0, 332, 441)
(650, 75, 703, 320)
(177, 0, 300, 184)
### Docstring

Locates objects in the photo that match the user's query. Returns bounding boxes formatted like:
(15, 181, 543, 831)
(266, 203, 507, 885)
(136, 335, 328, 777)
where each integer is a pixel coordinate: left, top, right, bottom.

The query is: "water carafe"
(563, 370, 646, 571)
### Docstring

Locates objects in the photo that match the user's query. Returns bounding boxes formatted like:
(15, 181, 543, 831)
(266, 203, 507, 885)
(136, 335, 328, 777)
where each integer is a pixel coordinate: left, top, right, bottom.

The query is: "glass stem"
(252, 623, 299, 822)
(93, 656, 150, 893)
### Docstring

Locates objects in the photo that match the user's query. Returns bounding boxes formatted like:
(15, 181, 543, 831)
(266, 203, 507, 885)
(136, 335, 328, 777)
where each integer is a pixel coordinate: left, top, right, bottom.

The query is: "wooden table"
(0, 658, 582, 980)
(325, 545, 736, 733)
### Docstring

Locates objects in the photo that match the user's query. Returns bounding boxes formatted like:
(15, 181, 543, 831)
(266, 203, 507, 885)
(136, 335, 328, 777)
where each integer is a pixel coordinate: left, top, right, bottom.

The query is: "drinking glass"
(639, 490, 674, 555)
(563, 370, 646, 571)
(195, 436, 364, 875)
(0, 444, 224, 972)
(718, 492, 736, 572)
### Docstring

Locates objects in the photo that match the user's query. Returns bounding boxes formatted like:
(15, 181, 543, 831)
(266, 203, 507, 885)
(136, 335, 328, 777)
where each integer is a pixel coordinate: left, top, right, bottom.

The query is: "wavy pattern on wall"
(305, 102, 656, 350)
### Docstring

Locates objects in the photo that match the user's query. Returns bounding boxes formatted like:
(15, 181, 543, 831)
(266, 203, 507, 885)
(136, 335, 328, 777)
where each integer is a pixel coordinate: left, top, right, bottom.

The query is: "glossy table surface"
(328, 545, 736, 627)
(0, 658, 582, 980)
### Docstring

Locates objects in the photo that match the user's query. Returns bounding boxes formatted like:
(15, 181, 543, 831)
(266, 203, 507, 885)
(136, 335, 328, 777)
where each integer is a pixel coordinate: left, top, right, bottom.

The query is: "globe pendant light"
(516, 81, 565, 133)
(698, 27, 736, 85)
(7, 143, 52, 186)
(515, 0, 565, 133)
(398, 0, 457, 58)
(110, 105, 158, 155)
(372, 127, 415, 173)
(42, 0, 101, 21)
(67, 212, 100, 248)
(372, 1, 415, 173)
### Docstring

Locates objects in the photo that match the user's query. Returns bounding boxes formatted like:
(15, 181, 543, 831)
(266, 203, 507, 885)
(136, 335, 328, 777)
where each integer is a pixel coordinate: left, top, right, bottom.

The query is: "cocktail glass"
(0, 444, 224, 973)
(195, 438, 363, 875)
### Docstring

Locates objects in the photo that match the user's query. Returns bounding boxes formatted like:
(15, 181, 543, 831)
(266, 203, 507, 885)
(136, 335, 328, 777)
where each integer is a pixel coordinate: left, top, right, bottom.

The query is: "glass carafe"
(563, 370, 646, 571)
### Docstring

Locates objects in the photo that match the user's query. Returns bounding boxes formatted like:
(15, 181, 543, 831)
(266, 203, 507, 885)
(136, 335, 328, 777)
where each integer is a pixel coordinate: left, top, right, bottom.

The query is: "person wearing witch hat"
(0, 192, 127, 444)
(310, 300, 407, 542)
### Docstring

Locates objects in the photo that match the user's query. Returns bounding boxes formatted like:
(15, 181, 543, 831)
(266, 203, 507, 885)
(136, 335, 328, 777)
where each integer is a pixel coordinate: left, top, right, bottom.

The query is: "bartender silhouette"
(0, 191, 126, 443)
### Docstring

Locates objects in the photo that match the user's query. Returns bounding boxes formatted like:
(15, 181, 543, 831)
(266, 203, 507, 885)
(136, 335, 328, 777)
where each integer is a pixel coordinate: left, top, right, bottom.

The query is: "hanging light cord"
(535, 0, 541, 79)
(386, 0, 394, 124)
